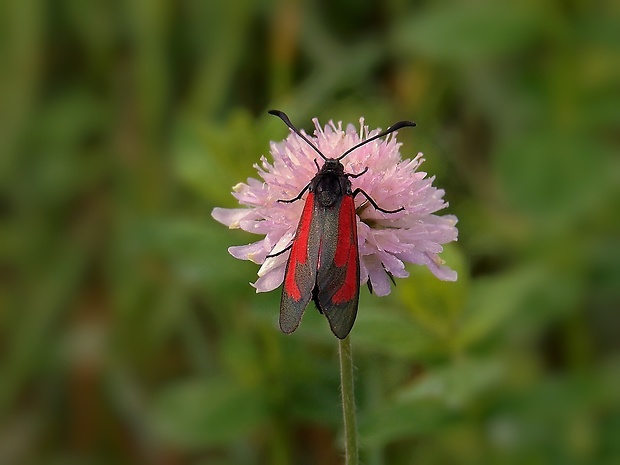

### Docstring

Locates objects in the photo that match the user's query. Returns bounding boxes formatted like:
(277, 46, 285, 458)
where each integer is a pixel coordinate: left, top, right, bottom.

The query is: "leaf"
(352, 300, 439, 359)
(359, 400, 454, 447)
(455, 266, 546, 349)
(125, 217, 256, 294)
(397, 357, 503, 408)
(395, 243, 469, 340)
(360, 358, 503, 446)
(151, 377, 268, 448)
(393, 2, 543, 61)
(172, 110, 264, 205)
(287, 380, 341, 426)
(495, 131, 610, 224)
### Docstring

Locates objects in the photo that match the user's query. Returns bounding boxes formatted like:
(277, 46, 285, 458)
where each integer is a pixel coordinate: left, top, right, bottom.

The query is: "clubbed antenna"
(337, 120, 416, 161)
(268, 110, 328, 161)
(269, 109, 416, 162)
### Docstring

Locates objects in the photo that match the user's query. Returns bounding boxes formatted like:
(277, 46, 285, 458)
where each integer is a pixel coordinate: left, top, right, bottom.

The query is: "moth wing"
(280, 193, 322, 334)
(314, 195, 360, 339)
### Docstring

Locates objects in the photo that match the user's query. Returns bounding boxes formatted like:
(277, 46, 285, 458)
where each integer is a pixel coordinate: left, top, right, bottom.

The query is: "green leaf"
(397, 357, 503, 408)
(353, 300, 439, 359)
(395, 243, 469, 340)
(125, 217, 257, 296)
(359, 400, 454, 447)
(455, 266, 546, 349)
(172, 110, 263, 205)
(151, 377, 268, 448)
(360, 358, 503, 447)
(287, 380, 341, 426)
(495, 131, 611, 225)
(393, 2, 543, 61)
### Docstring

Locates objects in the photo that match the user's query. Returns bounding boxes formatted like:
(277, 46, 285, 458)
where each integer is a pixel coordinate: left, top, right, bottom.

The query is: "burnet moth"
(267, 110, 416, 339)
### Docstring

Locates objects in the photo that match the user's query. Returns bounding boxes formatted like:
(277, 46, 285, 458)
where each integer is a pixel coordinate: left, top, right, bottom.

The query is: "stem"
(339, 336, 358, 465)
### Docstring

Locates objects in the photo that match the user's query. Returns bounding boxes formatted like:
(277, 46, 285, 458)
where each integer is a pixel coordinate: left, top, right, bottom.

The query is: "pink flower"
(212, 113, 458, 297)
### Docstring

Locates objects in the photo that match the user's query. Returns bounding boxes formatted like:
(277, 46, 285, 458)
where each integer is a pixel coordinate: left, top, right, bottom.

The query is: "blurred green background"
(1, 0, 619, 464)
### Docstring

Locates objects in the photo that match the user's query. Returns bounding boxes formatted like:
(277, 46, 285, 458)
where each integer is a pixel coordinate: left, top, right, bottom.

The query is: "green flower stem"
(339, 335, 358, 465)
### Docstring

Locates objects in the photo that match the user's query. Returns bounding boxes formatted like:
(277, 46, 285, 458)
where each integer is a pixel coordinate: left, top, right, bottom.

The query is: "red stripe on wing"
(334, 195, 355, 267)
(283, 192, 315, 301)
(332, 195, 359, 304)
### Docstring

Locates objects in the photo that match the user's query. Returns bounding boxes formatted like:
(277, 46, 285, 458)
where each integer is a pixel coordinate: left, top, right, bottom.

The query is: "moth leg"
(352, 188, 404, 214)
(278, 182, 311, 204)
(266, 243, 293, 258)
(348, 167, 368, 179)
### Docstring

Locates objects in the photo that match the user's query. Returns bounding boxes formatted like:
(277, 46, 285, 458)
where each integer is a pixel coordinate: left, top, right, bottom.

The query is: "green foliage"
(393, 2, 544, 61)
(1, 0, 619, 464)
(152, 377, 269, 448)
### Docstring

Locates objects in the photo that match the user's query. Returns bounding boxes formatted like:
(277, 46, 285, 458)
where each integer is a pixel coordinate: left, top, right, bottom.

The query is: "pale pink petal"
(257, 252, 288, 277)
(211, 207, 255, 229)
(424, 252, 458, 281)
(377, 251, 408, 279)
(364, 254, 392, 297)
(228, 240, 268, 264)
(360, 258, 369, 285)
(252, 265, 286, 293)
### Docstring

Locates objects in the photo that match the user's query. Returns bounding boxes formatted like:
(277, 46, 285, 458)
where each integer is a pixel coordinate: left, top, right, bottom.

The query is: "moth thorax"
(315, 175, 343, 207)
(322, 159, 345, 174)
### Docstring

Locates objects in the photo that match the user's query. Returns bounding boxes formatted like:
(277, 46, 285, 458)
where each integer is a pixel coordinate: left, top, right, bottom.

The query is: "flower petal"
(363, 254, 392, 296)
(424, 252, 458, 281)
(252, 265, 285, 293)
(228, 240, 268, 264)
(212, 207, 254, 229)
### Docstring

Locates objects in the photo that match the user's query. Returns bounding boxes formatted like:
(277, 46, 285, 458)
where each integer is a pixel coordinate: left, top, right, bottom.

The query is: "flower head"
(212, 113, 458, 296)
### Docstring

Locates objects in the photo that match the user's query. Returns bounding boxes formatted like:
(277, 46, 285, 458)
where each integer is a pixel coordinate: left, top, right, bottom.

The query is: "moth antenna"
(268, 110, 328, 161)
(337, 120, 416, 161)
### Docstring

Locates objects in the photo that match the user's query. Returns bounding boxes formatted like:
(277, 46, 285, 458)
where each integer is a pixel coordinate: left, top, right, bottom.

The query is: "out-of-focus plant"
(1, 0, 618, 464)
